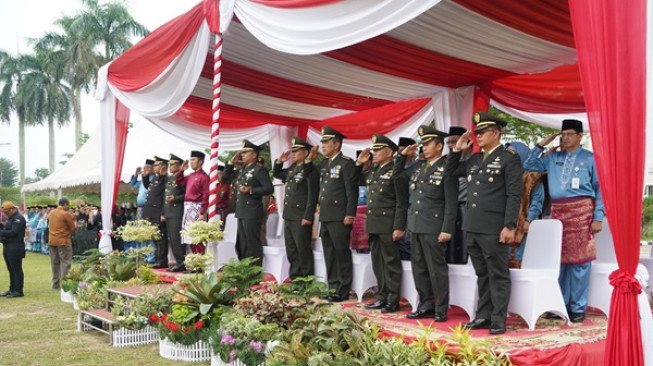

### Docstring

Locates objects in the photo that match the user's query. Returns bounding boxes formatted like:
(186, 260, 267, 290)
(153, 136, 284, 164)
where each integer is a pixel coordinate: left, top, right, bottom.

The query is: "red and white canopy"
(95, 1, 649, 364)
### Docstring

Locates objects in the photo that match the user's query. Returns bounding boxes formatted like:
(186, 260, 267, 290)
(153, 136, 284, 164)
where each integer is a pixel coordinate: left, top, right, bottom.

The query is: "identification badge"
(572, 177, 580, 189)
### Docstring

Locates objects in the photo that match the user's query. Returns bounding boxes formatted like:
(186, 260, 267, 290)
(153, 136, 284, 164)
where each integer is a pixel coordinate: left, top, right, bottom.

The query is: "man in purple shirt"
(176, 150, 210, 255)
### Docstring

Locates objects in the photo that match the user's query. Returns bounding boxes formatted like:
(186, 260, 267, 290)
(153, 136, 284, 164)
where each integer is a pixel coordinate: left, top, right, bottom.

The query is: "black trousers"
(410, 233, 449, 312)
(446, 203, 468, 264)
(3, 244, 25, 293)
(236, 216, 263, 266)
(284, 220, 314, 279)
(146, 217, 169, 267)
(165, 217, 185, 267)
(320, 220, 353, 297)
(466, 231, 511, 323)
(369, 233, 402, 303)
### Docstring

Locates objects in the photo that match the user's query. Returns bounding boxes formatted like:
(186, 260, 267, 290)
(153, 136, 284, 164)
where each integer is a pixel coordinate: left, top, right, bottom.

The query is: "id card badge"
(571, 177, 580, 189)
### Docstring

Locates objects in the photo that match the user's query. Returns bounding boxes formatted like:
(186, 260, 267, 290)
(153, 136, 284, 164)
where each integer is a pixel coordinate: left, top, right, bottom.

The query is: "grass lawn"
(0, 252, 191, 366)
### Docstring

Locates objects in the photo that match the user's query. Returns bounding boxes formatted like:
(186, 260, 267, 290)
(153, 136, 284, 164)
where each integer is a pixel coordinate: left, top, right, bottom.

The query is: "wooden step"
(82, 309, 115, 323)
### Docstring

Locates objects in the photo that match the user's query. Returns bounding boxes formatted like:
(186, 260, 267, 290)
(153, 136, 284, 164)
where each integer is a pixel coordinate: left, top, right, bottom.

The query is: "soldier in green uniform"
(223, 140, 274, 266)
(316, 126, 359, 302)
(356, 134, 409, 313)
(165, 154, 187, 272)
(446, 111, 523, 335)
(272, 136, 319, 280)
(395, 126, 458, 321)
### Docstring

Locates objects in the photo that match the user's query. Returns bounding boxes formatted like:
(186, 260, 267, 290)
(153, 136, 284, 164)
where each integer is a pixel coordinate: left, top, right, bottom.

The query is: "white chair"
(351, 252, 377, 302)
(210, 213, 239, 271)
(400, 260, 419, 312)
(448, 260, 478, 321)
(588, 220, 618, 317)
(262, 245, 291, 284)
(265, 213, 285, 247)
(508, 219, 570, 330)
(312, 221, 327, 284)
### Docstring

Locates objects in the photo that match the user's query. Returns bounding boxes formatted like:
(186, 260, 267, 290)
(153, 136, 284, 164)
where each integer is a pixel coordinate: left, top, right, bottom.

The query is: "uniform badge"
(580, 161, 585, 166)
(574, 167, 580, 172)
(410, 183, 416, 190)
(467, 175, 472, 182)
(489, 177, 494, 182)
(435, 180, 441, 186)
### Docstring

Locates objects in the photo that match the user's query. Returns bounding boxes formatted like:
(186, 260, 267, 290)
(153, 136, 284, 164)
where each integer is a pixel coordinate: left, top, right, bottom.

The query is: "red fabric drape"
(568, 1, 646, 365)
(113, 99, 130, 204)
(470, 86, 490, 153)
(489, 64, 585, 114)
(202, 0, 221, 33)
(107, 4, 205, 91)
(248, 0, 343, 8)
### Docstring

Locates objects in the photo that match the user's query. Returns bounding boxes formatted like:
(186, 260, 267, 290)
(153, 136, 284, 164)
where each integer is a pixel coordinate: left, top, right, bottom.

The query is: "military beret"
(190, 150, 205, 160)
(291, 136, 312, 152)
(154, 155, 169, 164)
(418, 125, 448, 143)
(398, 137, 416, 147)
(320, 125, 346, 142)
(144, 159, 154, 166)
(473, 111, 507, 131)
(241, 139, 261, 153)
(448, 126, 467, 136)
(169, 154, 183, 164)
(371, 133, 398, 152)
(562, 119, 583, 133)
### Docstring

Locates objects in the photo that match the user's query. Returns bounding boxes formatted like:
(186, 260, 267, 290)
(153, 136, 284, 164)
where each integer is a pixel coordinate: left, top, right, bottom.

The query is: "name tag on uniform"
(572, 177, 580, 189)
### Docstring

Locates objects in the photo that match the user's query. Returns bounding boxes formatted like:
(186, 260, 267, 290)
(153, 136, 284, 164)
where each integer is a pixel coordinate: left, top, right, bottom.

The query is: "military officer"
(446, 111, 523, 335)
(223, 140, 274, 266)
(446, 126, 472, 264)
(142, 156, 169, 268)
(316, 126, 359, 302)
(395, 126, 458, 321)
(356, 134, 409, 313)
(164, 154, 187, 272)
(272, 136, 319, 280)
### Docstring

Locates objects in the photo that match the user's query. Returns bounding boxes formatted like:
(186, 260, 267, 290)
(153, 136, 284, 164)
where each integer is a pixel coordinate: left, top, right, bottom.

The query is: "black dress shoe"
(0, 291, 11, 297)
(5, 291, 24, 298)
(434, 311, 448, 322)
(364, 300, 387, 310)
(380, 302, 400, 313)
(489, 322, 506, 335)
(152, 264, 168, 269)
(545, 312, 563, 320)
(570, 312, 586, 323)
(167, 265, 186, 272)
(406, 308, 435, 319)
(462, 318, 492, 330)
(327, 294, 347, 303)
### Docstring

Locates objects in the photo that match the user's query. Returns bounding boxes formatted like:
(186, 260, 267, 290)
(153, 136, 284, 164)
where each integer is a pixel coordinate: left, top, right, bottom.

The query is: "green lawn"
(0, 252, 193, 366)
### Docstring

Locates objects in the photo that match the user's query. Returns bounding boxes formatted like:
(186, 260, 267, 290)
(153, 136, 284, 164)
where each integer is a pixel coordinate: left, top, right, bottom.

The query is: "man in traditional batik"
(177, 150, 210, 256)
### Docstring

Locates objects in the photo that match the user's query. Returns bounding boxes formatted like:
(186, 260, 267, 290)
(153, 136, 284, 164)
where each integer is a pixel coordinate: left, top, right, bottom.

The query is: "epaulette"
(341, 155, 352, 160)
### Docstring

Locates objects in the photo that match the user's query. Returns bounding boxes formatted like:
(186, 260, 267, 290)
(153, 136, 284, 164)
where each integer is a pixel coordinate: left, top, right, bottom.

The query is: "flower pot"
(73, 297, 80, 311)
(210, 355, 263, 366)
(112, 325, 159, 348)
(159, 337, 211, 362)
(60, 289, 74, 303)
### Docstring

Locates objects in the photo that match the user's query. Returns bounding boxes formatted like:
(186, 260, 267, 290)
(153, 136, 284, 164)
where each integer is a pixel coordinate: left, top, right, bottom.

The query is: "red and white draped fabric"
(95, 1, 649, 362)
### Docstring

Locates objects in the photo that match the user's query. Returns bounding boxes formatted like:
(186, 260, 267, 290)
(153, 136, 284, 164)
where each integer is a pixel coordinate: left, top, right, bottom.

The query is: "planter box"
(211, 355, 264, 366)
(60, 289, 74, 303)
(112, 325, 159, 348)
(159, 337, 211, 362)
(73, 298, 80, 311)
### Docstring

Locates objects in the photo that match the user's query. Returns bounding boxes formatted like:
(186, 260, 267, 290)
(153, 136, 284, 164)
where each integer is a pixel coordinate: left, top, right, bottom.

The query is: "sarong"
(551, 197, 596, 264)
(182, 201, 205, 254)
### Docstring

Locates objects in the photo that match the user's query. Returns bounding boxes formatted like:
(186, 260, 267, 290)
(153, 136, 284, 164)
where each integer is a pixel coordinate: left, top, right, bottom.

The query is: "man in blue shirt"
(129, 159, 154, 219)
(524, 119, 604, 323)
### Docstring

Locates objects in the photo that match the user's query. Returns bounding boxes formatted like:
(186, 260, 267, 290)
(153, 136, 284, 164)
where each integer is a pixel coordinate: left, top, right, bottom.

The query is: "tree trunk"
(19, 119, 25, 186)
(49, 117, 55, 173)
(72, 88, 83, 151)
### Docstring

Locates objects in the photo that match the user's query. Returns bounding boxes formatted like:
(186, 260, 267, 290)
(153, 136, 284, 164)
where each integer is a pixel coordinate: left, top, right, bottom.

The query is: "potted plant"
(210, 313, 280, 366)
(184, 253, 214, 275)
(116, 220, 160, 263)
(110, 289, 173, 347)
(151, 304, 212, 362)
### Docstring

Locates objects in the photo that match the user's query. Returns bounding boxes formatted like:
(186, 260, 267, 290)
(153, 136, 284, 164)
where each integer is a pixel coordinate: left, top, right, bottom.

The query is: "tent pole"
(208, 32, 222, 224)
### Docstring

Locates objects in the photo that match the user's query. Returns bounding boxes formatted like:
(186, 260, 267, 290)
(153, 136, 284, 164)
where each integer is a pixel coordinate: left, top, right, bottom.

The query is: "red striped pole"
(208, 33, 222, 223)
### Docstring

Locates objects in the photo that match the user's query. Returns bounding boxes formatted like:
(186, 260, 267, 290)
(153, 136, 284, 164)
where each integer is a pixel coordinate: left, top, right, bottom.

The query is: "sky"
(0, 0, 196, 178)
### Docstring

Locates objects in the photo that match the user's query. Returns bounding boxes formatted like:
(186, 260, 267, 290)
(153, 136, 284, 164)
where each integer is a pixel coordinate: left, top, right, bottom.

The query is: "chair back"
(521, 219, 563, 271)
(594, 220, 616, 264)
(223, 213, 238, 243)
(266, 213, 280, 239)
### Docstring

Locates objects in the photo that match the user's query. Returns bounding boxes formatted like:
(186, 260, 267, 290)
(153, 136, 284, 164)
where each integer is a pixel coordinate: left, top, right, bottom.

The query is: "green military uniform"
(164, 154, 187, 269)
(357, 134, 409, 309)
(272, 136, 319, 279)
(142, 156, 169, 268)
(223, 140, 274, 266)
(395, 126, 458, 317)
(318, 126, 359, 299)
(446, 112, 523, 328)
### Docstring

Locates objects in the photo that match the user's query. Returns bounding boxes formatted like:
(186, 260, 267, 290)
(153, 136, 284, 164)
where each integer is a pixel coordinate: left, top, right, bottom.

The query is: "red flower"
(194, 320, 203, 330)
(183, 326, 191, 334)
(161, 314, 169, 321)
(148, 314, 160, 323)
(164, 321, 180, 333)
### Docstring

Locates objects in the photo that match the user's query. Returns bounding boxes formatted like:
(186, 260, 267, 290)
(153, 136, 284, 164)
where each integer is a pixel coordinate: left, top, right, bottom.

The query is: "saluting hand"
(181, 160, 189, 171)
(135, 166, 142, 176)
(230, 152, 242, 165)
(500, 227, 516, 244)
(454, 131, 473, 151)
(538, 132, 561, 147)
(357, 147, 371, 165)
(307, 145, 319, 161)
(401, 143, 419, 157)
(278, 151, 291, 163)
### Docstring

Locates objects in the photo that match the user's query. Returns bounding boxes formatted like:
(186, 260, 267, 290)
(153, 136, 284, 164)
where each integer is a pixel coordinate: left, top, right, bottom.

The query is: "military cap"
(448, 126, 467, 136)
(169, 154, 183, 164)
(240, 139, 261, 153)
(154, 155, 169, 164)
(473, 111, 507, 131)
(398, 137, 416, 147)
(291, 136, 312, 151)
(562, 119, 583, 133)
(144, 159, 154, 166)
(320, 125, 346, 142)
(418, 125, 448, 143)
(218, 165, 225, 171)
(190, 150, 205, 160)
(371, 133, 398, 152)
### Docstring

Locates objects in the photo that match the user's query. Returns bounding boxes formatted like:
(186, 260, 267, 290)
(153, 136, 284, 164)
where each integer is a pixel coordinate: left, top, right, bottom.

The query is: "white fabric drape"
(99, 93, 117, 254)
(430, 86, 475, 133)
(491, 99, 588, 131)
(235, 0, 441, 55)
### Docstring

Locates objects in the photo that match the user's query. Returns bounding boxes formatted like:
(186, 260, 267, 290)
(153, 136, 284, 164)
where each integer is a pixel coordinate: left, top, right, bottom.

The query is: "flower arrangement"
(184, 253, 214, 273)
(213, 334, 273, 366)
(116, 220, 161, 243)
(180, 220, 224, 244)
(75, 281, 106, 310)
(111, 289, 172, 330)
(211, 312, 280, 366)
(150, 304, 211, 346)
